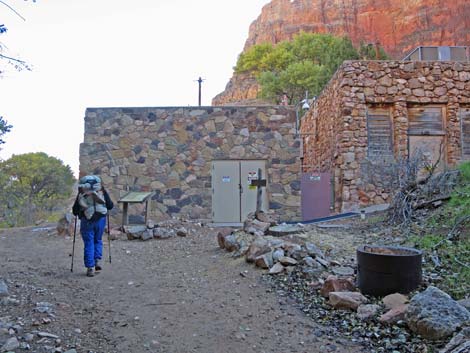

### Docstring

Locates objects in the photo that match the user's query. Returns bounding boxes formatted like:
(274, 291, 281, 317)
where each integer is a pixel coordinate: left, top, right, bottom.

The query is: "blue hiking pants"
(80, 216, 106, 268)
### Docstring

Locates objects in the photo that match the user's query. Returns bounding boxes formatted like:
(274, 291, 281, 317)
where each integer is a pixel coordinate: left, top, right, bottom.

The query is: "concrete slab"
(359, 204, 390, 214)
(207, 223, 243, 228)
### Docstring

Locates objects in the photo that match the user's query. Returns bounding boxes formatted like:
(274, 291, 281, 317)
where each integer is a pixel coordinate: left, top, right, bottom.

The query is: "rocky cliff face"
(213, 0, 470, 105)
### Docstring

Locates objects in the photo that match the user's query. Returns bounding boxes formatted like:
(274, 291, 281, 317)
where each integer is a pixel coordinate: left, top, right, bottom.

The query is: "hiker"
(72, 175, 114, 277)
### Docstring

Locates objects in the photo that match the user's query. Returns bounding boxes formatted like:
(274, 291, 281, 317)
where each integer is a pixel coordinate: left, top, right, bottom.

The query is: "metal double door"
(212, 160, 268, 223)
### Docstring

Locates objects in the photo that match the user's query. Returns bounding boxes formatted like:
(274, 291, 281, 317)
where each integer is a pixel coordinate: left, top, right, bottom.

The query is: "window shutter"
(408, 106, 444, 135)
(461, 108, 470, 160)
(367, 108, 393, 158)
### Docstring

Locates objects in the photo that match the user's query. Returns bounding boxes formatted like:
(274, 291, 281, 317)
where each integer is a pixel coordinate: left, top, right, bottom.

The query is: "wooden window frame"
(460, 106, 470, 160)
(366, 105, 394, 159)
(407, 104, 447, 168)
(407, 105, 446, 136)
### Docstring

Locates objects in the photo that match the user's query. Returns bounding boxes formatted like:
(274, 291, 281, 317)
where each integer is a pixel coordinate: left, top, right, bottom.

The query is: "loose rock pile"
(217, 215, 470, 352)
(265, 266, 470, 352)
(0, 278, 82, 353)
(217, 212, 333, 277)
(124, 219, 193, 241)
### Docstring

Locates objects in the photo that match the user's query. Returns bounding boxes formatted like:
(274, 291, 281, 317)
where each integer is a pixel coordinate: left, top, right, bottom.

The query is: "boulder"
(265, 237, 284, 248)
(223, 235, 239, 252)
(383, 293, 408, 310)
(282, 242, 306, 260)
(279, 256, 298, 266)
(406, 286, 470, 340)
(357, 304, 380, 321)
(305, 242, 325, 259)
(458, 299, 470, 311)
(153, 227, 175, 239)
(232, 231, 255, 257)
(1, 336, 19, 352)
(332, 266, 355, 277)
(282, 242, 302, 255)
(141, 229, 154, 241)
(255, 211, 278, 225)
(379, 304, 409, 325)
(217, 227, 234, 238)
(329, 291, 368, 310)
(272, 249, 285, 262)
(56, 213, 74, 236)
(269, 263, 285, 275)
(124, 225, 147, 240)
(268, 224, 304, 237)
(320, 275, 355, 298)
(440, 327, 470, 353)
(303, 256, 319, 268)
(315, 257, 330, 268)
(176, 228, 188, 237)
(244, 218, 271, 235)
(233, 240, 250, 258)
(217, 232, 227, 249)
(255, 252, 273, 269)
(246, 237, 271, 263)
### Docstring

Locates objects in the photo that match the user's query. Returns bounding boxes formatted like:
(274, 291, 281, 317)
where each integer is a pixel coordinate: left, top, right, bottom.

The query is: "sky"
(0, 0, 270, 176)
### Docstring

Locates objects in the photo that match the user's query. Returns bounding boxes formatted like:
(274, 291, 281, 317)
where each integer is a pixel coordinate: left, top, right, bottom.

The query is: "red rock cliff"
(213, 0, 470, 105)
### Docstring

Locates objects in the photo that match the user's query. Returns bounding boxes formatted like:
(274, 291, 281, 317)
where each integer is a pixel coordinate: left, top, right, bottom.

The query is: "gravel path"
(0, 224, 362, 353)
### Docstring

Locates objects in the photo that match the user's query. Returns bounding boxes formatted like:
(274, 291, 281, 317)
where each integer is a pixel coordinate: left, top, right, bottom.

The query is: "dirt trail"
(0, 225, 361, 353)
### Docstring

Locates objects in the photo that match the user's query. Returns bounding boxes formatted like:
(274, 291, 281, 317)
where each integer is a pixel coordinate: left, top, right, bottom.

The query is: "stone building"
(300, 60, 470, 212)
(79, 106, 301, 223)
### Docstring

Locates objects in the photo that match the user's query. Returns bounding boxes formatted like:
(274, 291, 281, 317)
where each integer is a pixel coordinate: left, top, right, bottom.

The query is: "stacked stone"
(301, 60, 470, 212)
(80, 106, 301, 221)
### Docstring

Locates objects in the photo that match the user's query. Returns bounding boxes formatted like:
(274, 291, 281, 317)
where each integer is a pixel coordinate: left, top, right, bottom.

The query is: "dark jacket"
(72, 188, 114, 221)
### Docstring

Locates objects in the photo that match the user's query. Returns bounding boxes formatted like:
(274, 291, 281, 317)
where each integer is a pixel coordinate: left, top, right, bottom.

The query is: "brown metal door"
(301, 172, 331, 221)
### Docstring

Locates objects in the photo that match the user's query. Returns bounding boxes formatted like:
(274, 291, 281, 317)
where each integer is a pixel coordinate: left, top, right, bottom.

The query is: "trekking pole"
(71, 216, 77, 272)
(107, 213, 112, 264)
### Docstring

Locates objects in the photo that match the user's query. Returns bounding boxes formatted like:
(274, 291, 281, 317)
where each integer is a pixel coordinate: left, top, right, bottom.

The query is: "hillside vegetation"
(410, 162, 470, 299)
(234, 33, 388, 104)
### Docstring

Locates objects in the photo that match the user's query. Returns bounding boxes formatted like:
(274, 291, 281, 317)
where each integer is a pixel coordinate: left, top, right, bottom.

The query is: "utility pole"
(196, 77, 205, 106)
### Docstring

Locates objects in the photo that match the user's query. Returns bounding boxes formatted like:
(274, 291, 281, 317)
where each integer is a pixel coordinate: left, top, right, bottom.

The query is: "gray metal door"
(212, 161, 241, 223)
(240, 160, 268, 220)
(212, 160, 267, 223)
(301, 172, 331, 221)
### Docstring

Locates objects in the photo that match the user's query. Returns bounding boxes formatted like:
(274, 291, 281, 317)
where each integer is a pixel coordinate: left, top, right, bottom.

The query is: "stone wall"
(80, 106, 302, 222)
(301, 60, 470, 212)
(301, 69, 346, 211)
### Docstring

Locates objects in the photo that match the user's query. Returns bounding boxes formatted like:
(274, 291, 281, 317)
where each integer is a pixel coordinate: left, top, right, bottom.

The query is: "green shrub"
(413, 162, 470, 299)
(447, 162, 470, 223)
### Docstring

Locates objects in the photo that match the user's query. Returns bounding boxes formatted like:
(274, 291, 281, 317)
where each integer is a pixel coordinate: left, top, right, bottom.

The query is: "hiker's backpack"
(77, 175, 107, 220)
(78, 175, 102, 192)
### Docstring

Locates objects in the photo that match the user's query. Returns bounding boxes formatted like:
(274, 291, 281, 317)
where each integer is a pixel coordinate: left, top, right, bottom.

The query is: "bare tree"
(361, 144, 457, 226)
(0, 0, 36, 74)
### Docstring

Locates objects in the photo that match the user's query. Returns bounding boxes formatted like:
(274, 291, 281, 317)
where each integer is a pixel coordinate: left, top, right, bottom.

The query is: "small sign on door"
(247, 171, 258, 189)
(222, 176, 231, 183)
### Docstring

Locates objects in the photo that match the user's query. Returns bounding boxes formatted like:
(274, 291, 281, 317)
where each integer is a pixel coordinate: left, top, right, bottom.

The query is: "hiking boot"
(86, 268, 94, 277)
(95, 260, 102, 272)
